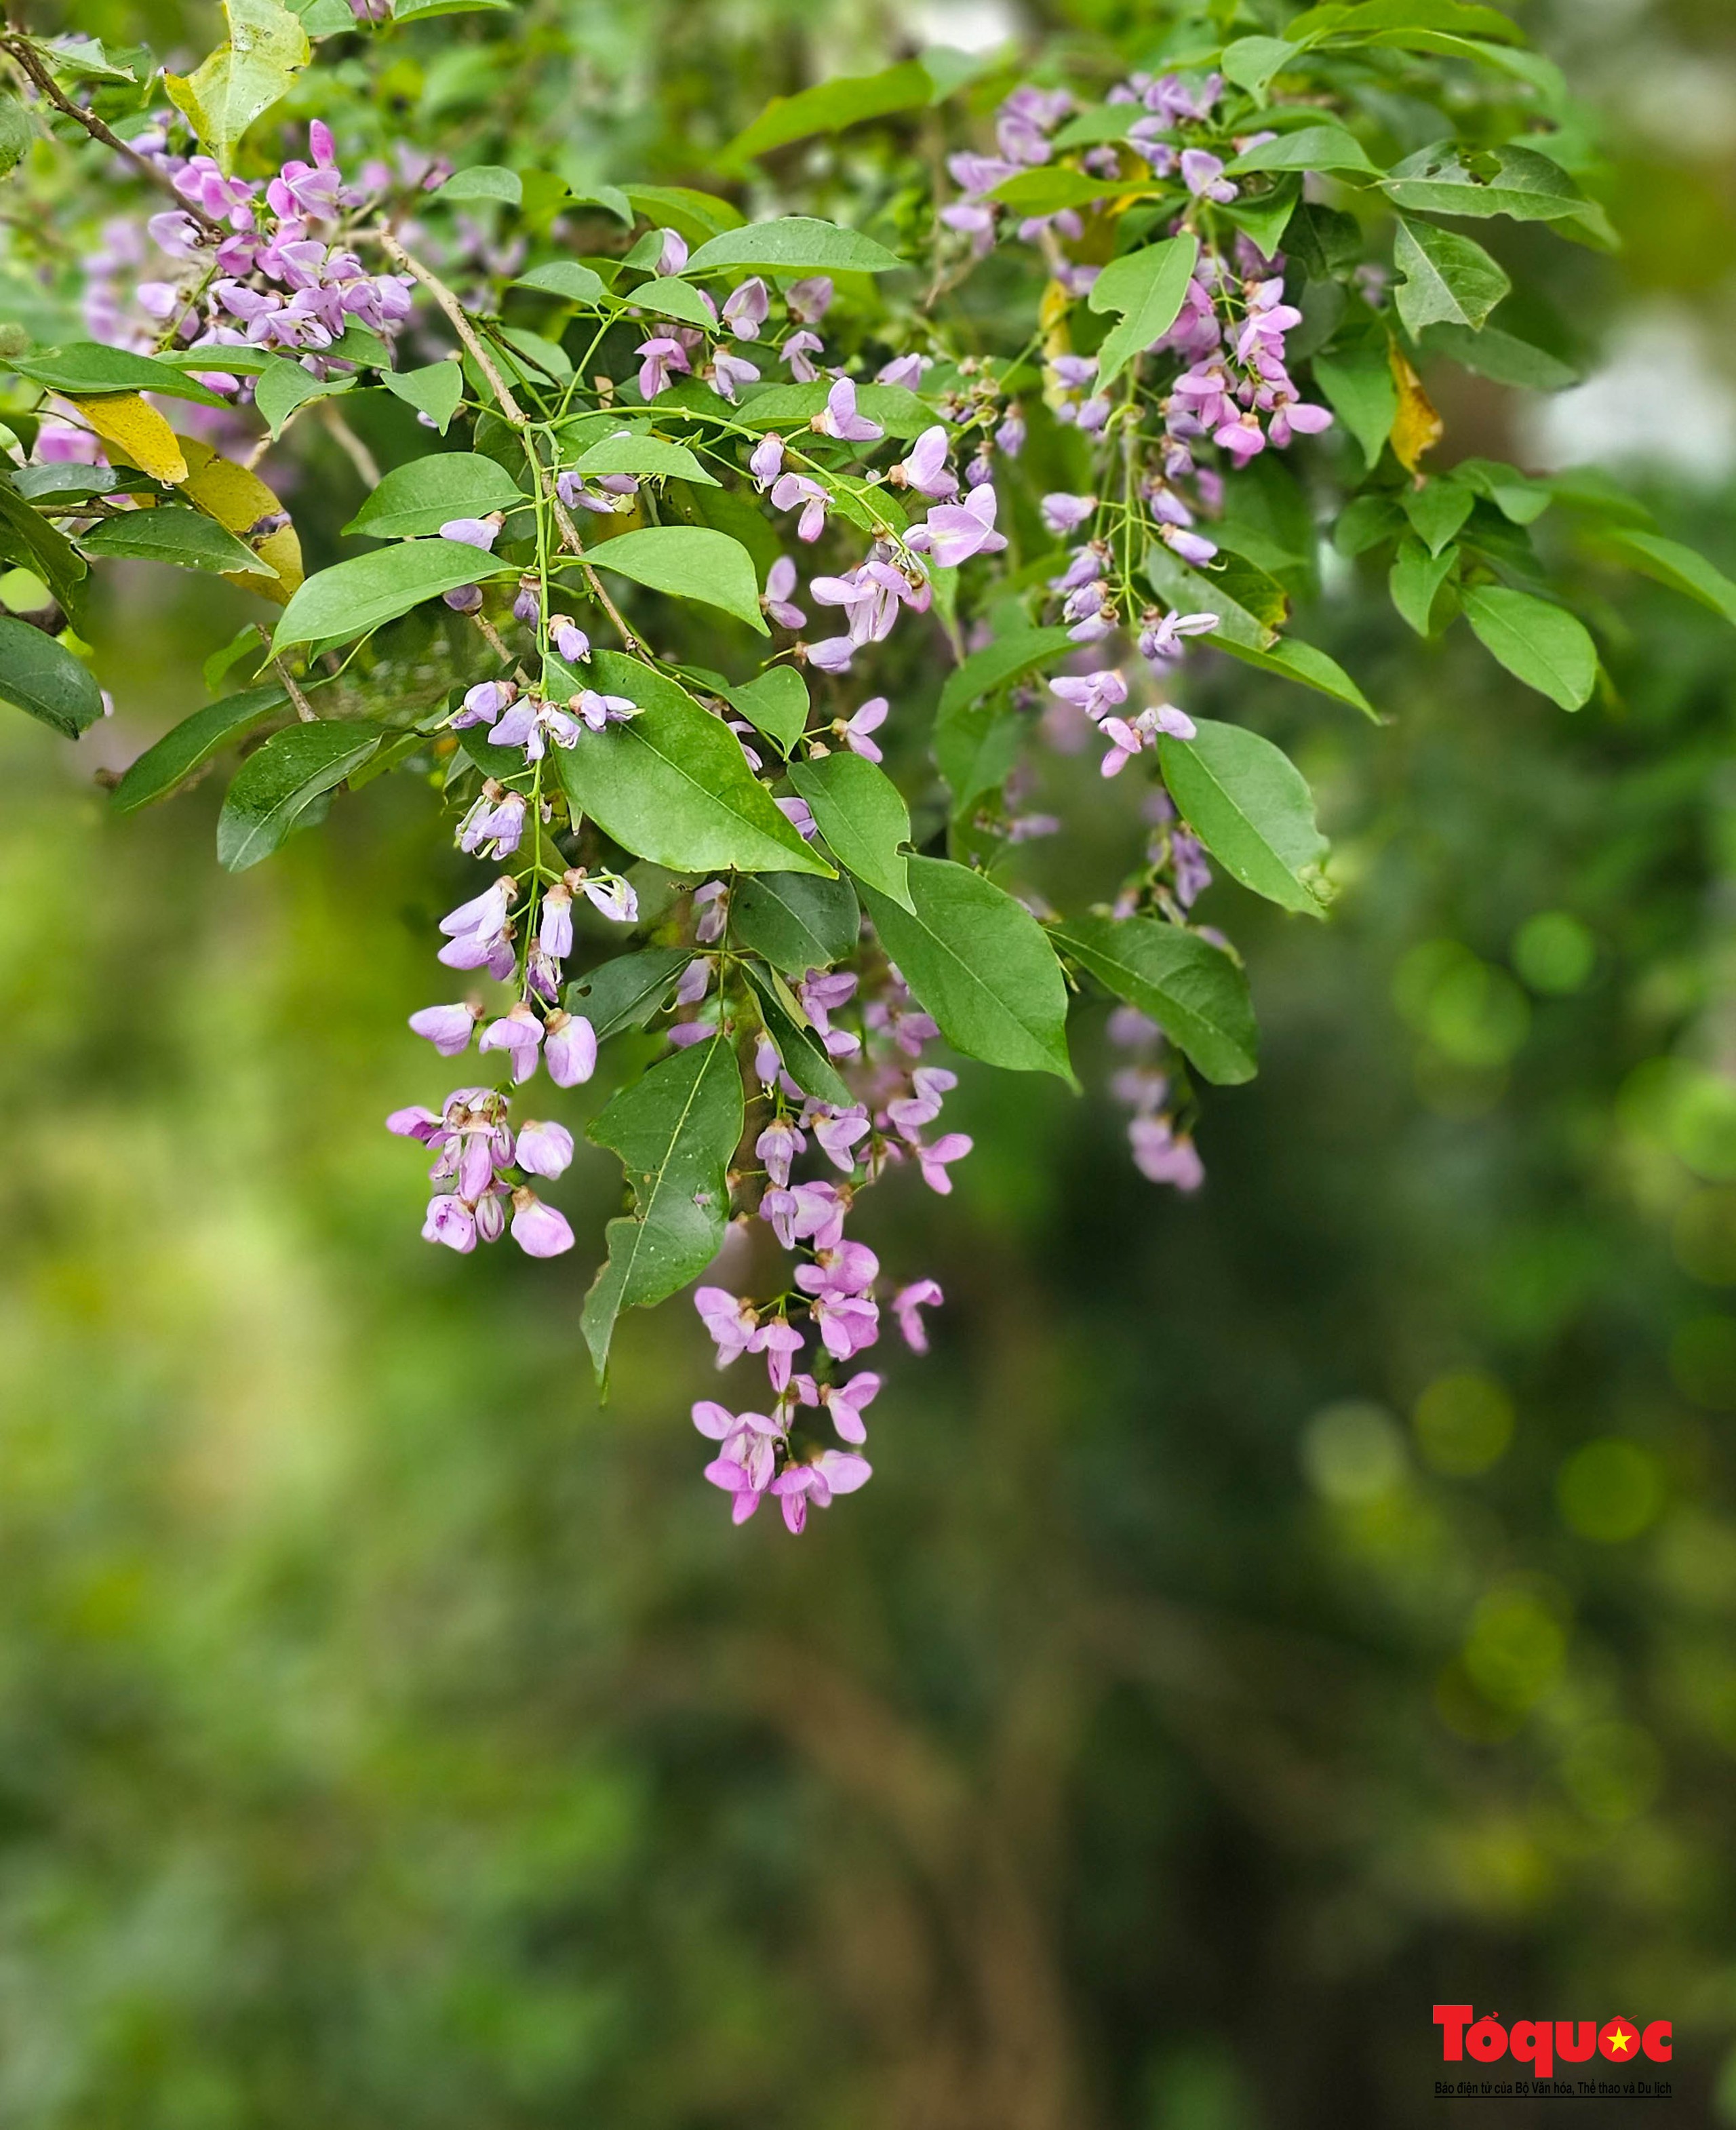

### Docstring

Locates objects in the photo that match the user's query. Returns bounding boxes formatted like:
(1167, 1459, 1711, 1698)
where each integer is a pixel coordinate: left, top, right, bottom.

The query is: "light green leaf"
(1389, 534, 1459, 636)
(1596, 530, 1736, 627)
(164, 0, 310, 173)
(39, 36, 138, 81)
(393, 0, 513, 18)
(568, 431, 717, 487)
(377, 362, 465, 433)
(1393, 216, 1510, 336)
(343, 452, 525, 538)
(564, 946, 690, 1038)
(684, 217, 904, 276)
(742, 962, 854, 1109)
(626, 276, 718, 330)
(0, 615, 103, 737)
(724, 667, 808, 752)
(582, 1037, 744, 1386)
(1311, 342, 1398, 471)
(724, 60, 934, 163)
(1088, 235, 1200, 389)
(717, 380, 930, 439)
(588, 525, 766, 635)
(1156, 720, 1330, 918)
(858, 856, 1073, 1081)
(787, 752, 912, 909)
(1212, 635, 1380, 722)
(1463, 585, 1597, 709)
(987, 168, 1139, 216)
(1221, 34, 1299, 96)
(1402, 476, 1475, 555)
(732, 871, 861, 974)
(81, 506, 274, 576)
(273, 538, 500, 650)
(0, 479, 87, 612)
(556, 652, 829, 876)
(0, 96, 35, 178)
(435, 164, 522, 206)
(1383, 140, 1585, 222)
(254, 359, 350, 437)
(10, 342, 226, 408)
(622, 186, 745, 244)
(1227, 123, 1381, 178)
(936, 625, 1075, 722)
(1286, 0, 1522, 43)
(287, 0, 359, 38)
(511, 261, 609, 307)
(1144, 545, 1279, 651)
(112, 683, 288, 810)
(1051, 915, 1258, 1086)
(1419, 321, 1579, 391)
(216, 719, 378, 870)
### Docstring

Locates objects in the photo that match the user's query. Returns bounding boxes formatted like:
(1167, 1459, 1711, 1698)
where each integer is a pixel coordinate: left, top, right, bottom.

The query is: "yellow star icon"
(1608, 2027, 1634, 2055)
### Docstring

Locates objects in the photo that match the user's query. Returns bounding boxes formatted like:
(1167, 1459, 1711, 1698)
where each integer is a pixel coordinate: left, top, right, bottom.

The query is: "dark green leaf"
(1394, 216, 1511, 336)
(254, 359, 350, 437)
(1227, 123, 1381, 178)
(936, 625, 1074, 722)
(216, 719, 379, 870)
(1145, 544, 1283, 650)
(1598, 530, 1736, 627)
(512, 261, 609, 306)
(724, 667, 808, 753)
(0, 614, 102, 737)
(564, 945, 690, 1038)
(1212, 635, 1379, 720)
(0, 477, 87, 610)
(344, 452, 525, 538)
(1157, 720, 1330, 917)
(10, 342, 226, 407)
(1311, 342, 1397, 470)
(377, 362, 465, 433)
(1051, 915, 1258, 1085)
(112, 682, 288, 810)
(81, 506, 273, 576)
(732, 869, 861, 973)
(1402, 476, 1474, 555)
(741, 962, 854, 1108)
(1419, 321, 1580, 391)
(568, 432, 717, 487)
(786, 752, 911, 908)
(858, 856, 1073, 1081)
(1463, 585, 1596, 709)
(1389, 534, 1459, 635)
(1383, 140, 1585, 222)
(582, 1037, 744, 1385)
(1087, 236, 1200, 389)
(273, 538, 500, 650)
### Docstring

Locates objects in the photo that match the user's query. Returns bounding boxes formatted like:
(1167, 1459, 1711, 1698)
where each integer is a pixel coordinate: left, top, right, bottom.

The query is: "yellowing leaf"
(182, 438, 303, 604)
(165, 0, 309, 173)
(1389, 344, 1443, 473)
(66, 393, 189, 485)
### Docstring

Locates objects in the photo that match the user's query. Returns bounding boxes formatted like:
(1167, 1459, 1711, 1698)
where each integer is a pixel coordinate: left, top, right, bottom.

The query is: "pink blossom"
(812, 1105, 871, 1170)
(636, 336, 691, 399)
(756, 1118, 806, 1187)
(787, 277, 833, 324)
(909, 483, 1007, 567)
(695, 1286, 760, 1366)
(837, 695, 887, 762)
(892, 424, 958, 500)
(915, 1131, 972, 1193)
(515, 1119, 574, 1179)
(816, 376, 884, 442)
(770, 1449, 872, 1533)
(709, 347, 761, 402)
(770, 471, 829, 543)
(1181, 149, 1237, 203)
(781, 330, 824, 381)
(823, 1372, 880, 1445)
(509, 1187, 575, 1256)
(892, 1278, 943, 1353)
(478, 1002, 544, 1084)
(543, 1010, 597, 1087)
(764, 555, 806, 629)
(1128, 1117, 1205, 1191)
(749, 432, 785, 488)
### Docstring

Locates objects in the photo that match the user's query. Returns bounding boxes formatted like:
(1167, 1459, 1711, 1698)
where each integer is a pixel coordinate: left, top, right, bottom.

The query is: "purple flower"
(636, 336, 691, 399)
(837, 695, 887, 762)
(763, 555, 806, 630)
(781, 330, 824, 382)
(1172, 829, 1212, 909)
(581, 875, 639, 924)
(1128, 1117, 1205, 1191)
(787, 276, 834, 325)
(409, 1002, 478, 1057)
(709, 347, 761, 403)
(538, 883, 574, 961)
(1181, 149, 1237, 204)
(892, 424, 958, 500)
(423, 1194, 477, 1253)
(805, 635, 856, 675)
(816, 377, 883, 443)
(915, 1131, 972, 1193)
(892, 1278, 943, 1353)
(460, 784, 528, 856)
(1266, 393, 1334, 449)
(696, 1285, 760, 1366)
(574, 688, 638, 732)
(997, 408, 1027, 456)
(551, 616, 590, 663)
(1139, 610, 1219, 665)
(478, 1002, 543, 1084)
(756, 1318, 804, 1394)
(722, 276, 769, 340)
(823, 1372, 880, 1445)
(909, 483, 1008, 567)
(885, 1065, 957, 1141)
(515, 1118, 574, 1178)
(755, 1118, 806, 1187)
(510, 1185, 575, 1255)
(544, 1010, 598, 1087)
(1048, 669, 1128, 722)
(812, 1105, 871, 1170)
(769, 1449, 871, 1534)
(1160, 523, 1219, 569)
(1042, 492, 1096, 536)
(388, 1105, 443, 1142)
(749, 433, 785, 488)
(654, 227, 688, 275)
(439, 515, 500, 552)
(693, 880, 728, 943)
(877, 353, 928, 389)
(770, 471, 829, 543)
(443, 585, 483, 614)
(452, 678, 512, 729)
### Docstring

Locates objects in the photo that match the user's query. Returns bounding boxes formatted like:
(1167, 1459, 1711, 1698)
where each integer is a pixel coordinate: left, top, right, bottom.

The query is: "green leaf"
(39, 35, 138, 81)
(741, 962, 854, 1108)
(435, 164, 522, 207)
(0, 96, 35, 179)
(9, 342, 226, 408)
(564, 945, 690, 1038)
(1598, 529, 1736, 627)
(0, 477, 88, 610)
(81, 506, 274, 576)
(987, 168, 1139, 216)
(684, 217, 904, 276)
(587, 525, 766, 635)
(582, 1037, 744, 1386)
(858, 856, 1073, 1080)
(1221, 34, 1299, 96)
(343, 452, 525, 538)
(511, 261, 608, 307)
(724, 667, 808, 753)
(627, 276, 719, 331)
(557, 652, 829, 875)
(1334, 494, 1405, 557)
(1087, 235, 1200, 390)
(0, 615, 102, 737)
(273, 538, 500, 650)
(935, 702, 1024, 814)
(163, 0, 310, 173)
(732, 870, 861, 974)
(568, 431, 717, 487)
(1227, 123, 1381, 178)
(1144, 544, 1281, 650)
(1223, 175, 1301, 264)
(724, 60, 934, 163)
(1419, 321, 1579, 392)
(288, 0, 357, 37)
(936, 625, 1075, 722)
(216, 719, 378, 870)
(1389, 534, 1459, 635)
(112, 682, 288, 810)
(1312, 343, 1398, 471)
(1051, 915, 1258, 1086)
(1393, 216, 1510, 336)
(1384, 140, 1585, 223)
(621, 186, 745, 244)
(715, 380, 930, 440)
(786, 752, 911, 909)
(1463, 585, 1597, 709)
(1212, 635, 1379, 722)
(1156, 720, 1330, 918)
(392, 0, 513, 18)
(377, 362, 465, 433)
(254, 358, 350, 437)
(1402, 476, 1474, 555)
(1453, 458, 1555, 526)
(1286, 0, 1522, 43)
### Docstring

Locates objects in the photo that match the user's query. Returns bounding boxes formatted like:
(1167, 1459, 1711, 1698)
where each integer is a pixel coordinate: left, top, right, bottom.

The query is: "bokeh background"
(5, 0, 1736, 2122)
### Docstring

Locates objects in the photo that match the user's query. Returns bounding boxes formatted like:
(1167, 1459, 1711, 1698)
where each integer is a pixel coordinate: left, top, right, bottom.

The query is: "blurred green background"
(7, 0, 1736, 2122)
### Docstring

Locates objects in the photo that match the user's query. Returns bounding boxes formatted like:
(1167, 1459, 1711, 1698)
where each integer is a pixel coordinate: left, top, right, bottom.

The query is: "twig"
(373, 226, 643, 654)
(0, 33, 226, 237)
(471, 610, 513, 665)
(273, 654, 318, 722)
(319, 397, 380, 488)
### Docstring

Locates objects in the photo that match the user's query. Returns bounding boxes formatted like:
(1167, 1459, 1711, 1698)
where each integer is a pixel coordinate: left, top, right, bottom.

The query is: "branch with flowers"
(2, 0, 1732, 1536)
